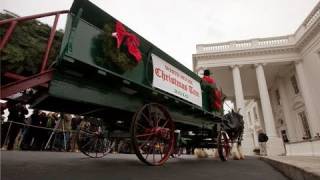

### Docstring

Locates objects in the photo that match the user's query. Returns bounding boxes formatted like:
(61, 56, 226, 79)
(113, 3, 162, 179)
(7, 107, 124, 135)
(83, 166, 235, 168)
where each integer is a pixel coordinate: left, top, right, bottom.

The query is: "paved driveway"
(1, 151, 289, 180)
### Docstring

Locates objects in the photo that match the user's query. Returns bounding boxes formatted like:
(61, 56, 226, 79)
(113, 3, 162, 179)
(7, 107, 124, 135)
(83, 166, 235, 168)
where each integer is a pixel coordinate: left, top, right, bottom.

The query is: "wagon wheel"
(77, 122, 112, 158)
(131, 103, 175, 166)
(217, 131, 231, 161)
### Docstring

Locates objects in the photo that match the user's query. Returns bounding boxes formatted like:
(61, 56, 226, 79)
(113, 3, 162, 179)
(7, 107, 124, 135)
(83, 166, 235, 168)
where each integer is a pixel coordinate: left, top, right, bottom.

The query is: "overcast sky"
(2, 0, 319, 69)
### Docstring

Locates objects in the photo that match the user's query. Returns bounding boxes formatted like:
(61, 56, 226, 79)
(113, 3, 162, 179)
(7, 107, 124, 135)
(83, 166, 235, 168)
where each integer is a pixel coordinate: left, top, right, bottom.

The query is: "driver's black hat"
(204, 69, 211, 76)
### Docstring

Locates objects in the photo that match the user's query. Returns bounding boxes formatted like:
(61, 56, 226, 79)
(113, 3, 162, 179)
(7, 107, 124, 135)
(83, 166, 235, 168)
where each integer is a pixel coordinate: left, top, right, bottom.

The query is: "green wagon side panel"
(49, 74, 143, 113)
(60, 16, 148, 84)
(45, 71, 220, 129)
(44, 0, 221, 121)
(61, 0, 201, 84)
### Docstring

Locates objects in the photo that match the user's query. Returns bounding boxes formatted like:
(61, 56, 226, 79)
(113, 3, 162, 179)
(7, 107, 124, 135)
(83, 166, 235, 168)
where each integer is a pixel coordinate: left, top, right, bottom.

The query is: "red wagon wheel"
(217, 130, 231, 161)
(131, 103, 175, 166)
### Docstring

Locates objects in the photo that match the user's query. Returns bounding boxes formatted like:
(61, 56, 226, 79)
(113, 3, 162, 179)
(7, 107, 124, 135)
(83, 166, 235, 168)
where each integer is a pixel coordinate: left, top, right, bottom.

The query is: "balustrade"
(196, 36, 292, 53)
(196, 2, 320, 54)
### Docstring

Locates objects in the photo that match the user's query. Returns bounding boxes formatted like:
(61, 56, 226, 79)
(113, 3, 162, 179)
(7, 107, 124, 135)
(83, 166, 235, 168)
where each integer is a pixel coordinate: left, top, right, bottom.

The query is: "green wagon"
(0, 0, 236, 165)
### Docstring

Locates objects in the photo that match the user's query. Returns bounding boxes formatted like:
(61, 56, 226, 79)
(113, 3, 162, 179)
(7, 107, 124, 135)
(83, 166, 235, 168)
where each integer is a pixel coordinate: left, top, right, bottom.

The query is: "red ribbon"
(112, 22, 142, 62)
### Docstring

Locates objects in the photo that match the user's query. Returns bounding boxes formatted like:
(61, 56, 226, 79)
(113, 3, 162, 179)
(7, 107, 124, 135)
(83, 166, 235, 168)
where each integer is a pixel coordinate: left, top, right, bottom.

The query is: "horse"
(222, 110, 245, 160)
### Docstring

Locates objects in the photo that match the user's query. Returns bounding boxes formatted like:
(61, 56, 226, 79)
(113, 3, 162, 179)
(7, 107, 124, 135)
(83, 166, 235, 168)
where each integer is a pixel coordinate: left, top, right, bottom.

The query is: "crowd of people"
(1, 101, 82, 152)
(0, 101, 134, 154)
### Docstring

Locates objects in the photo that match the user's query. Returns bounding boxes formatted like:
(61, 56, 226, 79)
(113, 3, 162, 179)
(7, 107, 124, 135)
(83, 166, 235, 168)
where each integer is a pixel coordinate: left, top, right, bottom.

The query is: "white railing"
(196, 36, 294, 53)
(303, 2, 320, 28)
(196, 1, 320, 54)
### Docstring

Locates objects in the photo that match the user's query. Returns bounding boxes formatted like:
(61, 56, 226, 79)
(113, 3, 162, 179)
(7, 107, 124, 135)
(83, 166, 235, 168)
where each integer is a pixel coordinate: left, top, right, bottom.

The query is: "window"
(290, 75, 300, 94)
(275, 89, 281, 105)
(298, 111, 311, 139)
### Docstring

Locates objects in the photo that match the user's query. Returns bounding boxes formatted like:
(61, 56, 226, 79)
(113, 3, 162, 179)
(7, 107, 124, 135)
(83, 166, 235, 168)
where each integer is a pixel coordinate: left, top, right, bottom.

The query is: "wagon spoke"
(136, 132, 156, 138)
(79, 130, 95, 136)
(92, 138, 98, 155)
(153, 145, 156, 163)
(141, 112, 153, 127)
(159, 143, 163, 158)
(159, 138, 166, 158)
(152, 138, 159, 163)
(139, 135, 153, 149)
(97, 138, 105, 156)
(97, 139, 102, 154)
(156, 111, 165, 126)
(161, 119, 169, 128)
(147, 106, 152, 120)
(81, 136, 96, 148)
(147, 106, 155, 127)
(136, 122, 147, 129)
(87, 138, 95, 155)
(145, 137, 157, 160)
(94, 140, 98, 157)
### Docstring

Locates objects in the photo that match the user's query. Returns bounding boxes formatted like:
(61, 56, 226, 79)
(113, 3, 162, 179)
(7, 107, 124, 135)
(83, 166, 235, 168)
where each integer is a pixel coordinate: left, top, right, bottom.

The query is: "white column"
(231, 65, 245, 114)
(276, 78, 298, 141)
(231, 65, 253, 155)
(295, 61, 320, 136)
(253, 128, 259, 147)
(256, 99, 266, 131)
(255, 64, 277, 136)
(255, 64, 284, 155)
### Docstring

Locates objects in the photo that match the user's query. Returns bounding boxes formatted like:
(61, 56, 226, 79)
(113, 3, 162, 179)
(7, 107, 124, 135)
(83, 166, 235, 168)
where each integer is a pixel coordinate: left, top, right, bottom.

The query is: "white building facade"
(193, 2, 320, 156)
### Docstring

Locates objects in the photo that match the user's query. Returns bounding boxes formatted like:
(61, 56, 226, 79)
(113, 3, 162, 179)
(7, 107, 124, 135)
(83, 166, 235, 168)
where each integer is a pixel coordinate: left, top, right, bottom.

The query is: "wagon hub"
(94, 127, 104, 137)
(155, 127, 171, 140)
(144, 127, 171, 140)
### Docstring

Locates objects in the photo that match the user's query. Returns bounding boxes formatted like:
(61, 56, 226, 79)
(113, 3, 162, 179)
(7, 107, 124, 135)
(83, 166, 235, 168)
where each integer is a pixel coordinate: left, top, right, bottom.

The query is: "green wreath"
(93, 23, 138, 72)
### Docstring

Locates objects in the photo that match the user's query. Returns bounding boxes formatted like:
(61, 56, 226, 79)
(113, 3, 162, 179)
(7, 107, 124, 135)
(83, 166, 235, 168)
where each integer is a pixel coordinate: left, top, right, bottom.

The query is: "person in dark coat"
(32, 112, 48, 150)
(6, 101, 28, 150)
(258, 129, 268, 156)
(1, 107, 9, 148)
(20, 109, 40, 150)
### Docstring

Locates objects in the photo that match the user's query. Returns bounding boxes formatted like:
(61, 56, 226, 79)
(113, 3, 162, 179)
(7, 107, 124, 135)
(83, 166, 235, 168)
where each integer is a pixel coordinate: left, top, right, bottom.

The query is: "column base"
(241, 133, 255, 155)
(266, 136, 285, 156)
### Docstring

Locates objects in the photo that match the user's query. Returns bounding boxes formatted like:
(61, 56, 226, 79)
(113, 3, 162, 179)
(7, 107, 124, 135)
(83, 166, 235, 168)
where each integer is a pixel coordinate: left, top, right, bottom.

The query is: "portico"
(195, 58, 291, 155)
(192, 2, 320, 155)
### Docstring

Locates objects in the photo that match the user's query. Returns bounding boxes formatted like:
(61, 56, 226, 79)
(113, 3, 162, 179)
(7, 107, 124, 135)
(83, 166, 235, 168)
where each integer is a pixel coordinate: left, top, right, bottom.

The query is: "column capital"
(195, 66, 204, 72)
(229, 64, 244, 69)
(230, 64, 239, 69)
(253, 63, 267, 68)
(294, 59, 303, 65)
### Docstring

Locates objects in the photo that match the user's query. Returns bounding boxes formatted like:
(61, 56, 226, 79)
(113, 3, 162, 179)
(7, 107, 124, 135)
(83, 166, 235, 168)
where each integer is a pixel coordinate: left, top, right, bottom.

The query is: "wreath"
(94, 22, 142, 72)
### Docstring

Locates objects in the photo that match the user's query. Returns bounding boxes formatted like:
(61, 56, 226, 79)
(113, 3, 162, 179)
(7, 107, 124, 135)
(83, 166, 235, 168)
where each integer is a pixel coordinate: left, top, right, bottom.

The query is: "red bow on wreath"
(112, 22, 142, 62)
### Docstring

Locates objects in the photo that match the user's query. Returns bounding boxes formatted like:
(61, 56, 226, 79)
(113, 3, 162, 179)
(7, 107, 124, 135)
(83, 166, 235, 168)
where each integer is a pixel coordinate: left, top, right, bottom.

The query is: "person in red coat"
(202, 69, 216, 87)
(202, 69, 222, 111)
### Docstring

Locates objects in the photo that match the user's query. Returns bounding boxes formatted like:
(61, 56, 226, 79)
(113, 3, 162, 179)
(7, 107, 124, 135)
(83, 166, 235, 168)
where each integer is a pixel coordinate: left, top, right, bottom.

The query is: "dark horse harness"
(223, 111, 244, 145)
